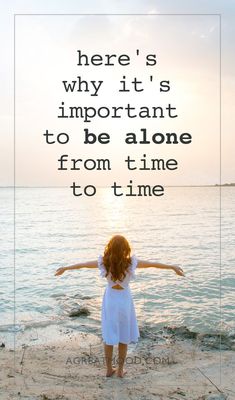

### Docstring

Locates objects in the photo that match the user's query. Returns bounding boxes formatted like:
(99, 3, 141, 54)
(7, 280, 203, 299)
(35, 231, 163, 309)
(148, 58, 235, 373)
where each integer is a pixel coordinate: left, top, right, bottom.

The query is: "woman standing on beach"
(55, 234, 184, 378)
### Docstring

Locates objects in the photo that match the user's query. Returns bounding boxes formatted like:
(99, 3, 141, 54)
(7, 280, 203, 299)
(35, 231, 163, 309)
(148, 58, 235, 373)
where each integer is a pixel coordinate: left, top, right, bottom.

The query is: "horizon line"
(0, 184, 234, 188)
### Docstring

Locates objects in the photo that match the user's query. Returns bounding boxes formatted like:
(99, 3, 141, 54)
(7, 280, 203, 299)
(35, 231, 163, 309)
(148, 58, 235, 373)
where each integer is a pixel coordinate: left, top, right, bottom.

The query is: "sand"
(0, 330, 234, 400)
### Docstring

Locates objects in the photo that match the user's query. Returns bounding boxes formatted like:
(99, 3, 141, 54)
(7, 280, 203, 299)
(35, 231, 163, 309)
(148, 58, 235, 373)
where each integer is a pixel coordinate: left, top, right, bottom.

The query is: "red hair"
(103, 235, 131, 282)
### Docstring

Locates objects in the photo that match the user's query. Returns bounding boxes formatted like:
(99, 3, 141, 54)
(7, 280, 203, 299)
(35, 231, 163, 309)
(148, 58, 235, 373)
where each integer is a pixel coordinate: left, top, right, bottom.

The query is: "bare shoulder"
(81, 260, 98, 268)
(136, 259, 155, 268)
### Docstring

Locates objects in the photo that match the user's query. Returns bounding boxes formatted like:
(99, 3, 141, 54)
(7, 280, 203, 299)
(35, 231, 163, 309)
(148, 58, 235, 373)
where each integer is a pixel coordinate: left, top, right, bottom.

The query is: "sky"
(1, 0, 235, 187)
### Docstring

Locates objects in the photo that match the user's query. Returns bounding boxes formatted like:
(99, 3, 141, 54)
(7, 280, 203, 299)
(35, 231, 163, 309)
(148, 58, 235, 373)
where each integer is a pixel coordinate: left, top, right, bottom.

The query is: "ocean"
(0, 186, 234, 347)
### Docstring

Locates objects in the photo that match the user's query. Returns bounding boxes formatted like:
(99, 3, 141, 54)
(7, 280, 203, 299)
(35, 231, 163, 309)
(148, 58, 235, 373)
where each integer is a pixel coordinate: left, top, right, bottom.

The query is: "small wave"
(50, 293, 68, 298)
(3, 324, 23, 333)
(0, 318, 66, 333)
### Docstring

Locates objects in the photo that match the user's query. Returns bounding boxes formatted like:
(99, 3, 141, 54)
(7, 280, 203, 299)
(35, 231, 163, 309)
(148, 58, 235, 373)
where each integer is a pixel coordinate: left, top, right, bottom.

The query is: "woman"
(55, 234, 184, 378)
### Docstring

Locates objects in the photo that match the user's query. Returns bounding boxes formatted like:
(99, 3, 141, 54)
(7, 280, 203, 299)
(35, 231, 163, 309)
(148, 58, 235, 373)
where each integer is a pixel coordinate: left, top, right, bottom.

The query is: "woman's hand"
(173, 266, 185, 276)
(55, 267, 66, 276)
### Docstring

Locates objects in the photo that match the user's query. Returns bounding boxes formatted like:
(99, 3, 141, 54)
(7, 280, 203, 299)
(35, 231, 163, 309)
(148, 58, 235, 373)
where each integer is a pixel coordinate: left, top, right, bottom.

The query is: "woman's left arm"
(137, 260, 185, 276)
(55, 260, 98, 276)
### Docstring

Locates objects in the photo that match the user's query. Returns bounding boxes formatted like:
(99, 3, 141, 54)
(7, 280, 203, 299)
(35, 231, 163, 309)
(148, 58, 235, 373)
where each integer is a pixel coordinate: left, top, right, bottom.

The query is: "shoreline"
(1, 321, 235, 351)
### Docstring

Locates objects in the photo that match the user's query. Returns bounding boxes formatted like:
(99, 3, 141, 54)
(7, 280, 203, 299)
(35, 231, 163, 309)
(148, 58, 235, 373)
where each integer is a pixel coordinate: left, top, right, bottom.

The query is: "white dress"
(97, 254, 140, 345)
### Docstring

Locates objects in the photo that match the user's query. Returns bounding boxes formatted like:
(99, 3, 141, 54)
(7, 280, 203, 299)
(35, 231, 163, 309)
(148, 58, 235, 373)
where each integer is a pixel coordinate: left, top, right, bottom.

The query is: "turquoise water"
(0, 186, 234, 344)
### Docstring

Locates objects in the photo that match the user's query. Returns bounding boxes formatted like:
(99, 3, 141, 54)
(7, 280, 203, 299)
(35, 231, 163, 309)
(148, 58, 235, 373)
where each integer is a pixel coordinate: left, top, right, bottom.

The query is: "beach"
(1, 186, 235, 399)
(1, 325, 234, 400)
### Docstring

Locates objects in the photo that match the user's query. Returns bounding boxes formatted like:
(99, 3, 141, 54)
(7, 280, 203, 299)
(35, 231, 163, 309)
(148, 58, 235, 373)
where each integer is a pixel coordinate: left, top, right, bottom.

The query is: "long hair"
(103, 235, 132, 282)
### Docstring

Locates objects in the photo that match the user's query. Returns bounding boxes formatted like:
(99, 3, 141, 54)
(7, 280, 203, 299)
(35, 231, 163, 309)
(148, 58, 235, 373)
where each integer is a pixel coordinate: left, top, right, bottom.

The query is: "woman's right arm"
(55, 260, 98, 276)
(137, 260, 185, 276)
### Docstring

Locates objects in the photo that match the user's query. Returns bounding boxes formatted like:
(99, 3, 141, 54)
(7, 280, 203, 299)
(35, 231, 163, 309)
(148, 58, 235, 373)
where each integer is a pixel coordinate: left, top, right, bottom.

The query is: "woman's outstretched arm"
(137, 260, 185, 276)
(55, 260, 98, 276)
